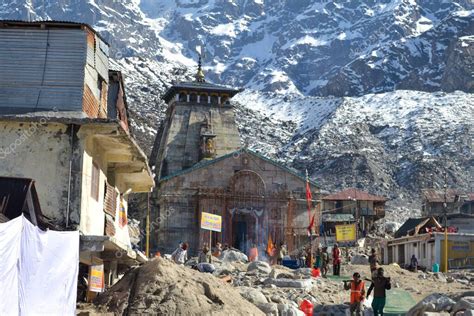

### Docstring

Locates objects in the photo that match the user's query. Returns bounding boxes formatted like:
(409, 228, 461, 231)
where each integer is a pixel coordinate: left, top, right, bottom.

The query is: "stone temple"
(149, 65, 318, 255)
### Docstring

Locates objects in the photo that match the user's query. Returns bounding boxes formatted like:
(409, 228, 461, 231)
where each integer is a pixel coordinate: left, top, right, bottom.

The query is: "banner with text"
(201, 212, 222, 232)
(89, 264, 104, 293)
(335, 224, 357, 243)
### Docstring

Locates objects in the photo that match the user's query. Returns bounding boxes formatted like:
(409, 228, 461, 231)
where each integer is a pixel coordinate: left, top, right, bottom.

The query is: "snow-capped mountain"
(1, 0, 473, 222)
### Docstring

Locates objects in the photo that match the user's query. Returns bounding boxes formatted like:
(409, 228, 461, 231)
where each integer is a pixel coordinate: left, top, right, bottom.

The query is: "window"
(91, 162, 100, 201)
(104, 182, 117, 217)
(97, 75, 106, 116)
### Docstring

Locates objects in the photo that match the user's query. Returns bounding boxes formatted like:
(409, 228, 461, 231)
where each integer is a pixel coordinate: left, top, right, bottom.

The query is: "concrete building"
(149, 66, 319, 256)
(0, 21, 154, 292)
(421, 189, 474, 216)
(321, 188, 386, 234)
(384, 217, 474, 271)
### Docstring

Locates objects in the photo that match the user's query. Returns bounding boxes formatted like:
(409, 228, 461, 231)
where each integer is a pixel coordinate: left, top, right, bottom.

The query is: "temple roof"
(159, 147, 318, 187)
(162, 81, 241, 103)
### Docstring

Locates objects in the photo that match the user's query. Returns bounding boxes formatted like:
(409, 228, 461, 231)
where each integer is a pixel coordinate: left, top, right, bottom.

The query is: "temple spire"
(195, 54, 205, 83)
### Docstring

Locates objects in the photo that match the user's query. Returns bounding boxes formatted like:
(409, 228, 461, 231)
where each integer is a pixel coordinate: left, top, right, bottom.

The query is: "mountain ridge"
(1, 0, 473, 224)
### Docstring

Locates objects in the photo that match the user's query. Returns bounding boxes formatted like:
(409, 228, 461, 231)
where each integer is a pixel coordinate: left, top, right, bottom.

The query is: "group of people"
(312, 243, 342, 277)
(171, 241, 230, 273)
(344, 248, 391, 316)
(247, 242, 289, 264)
(171, 241, 392, 315)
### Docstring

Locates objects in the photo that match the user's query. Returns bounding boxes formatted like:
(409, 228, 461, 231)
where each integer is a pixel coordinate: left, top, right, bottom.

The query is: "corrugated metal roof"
(422, 189, 473, 203)
(322, 188, 387, 201)
(0, 20, 109, 46)
(0, 27, 87, 113)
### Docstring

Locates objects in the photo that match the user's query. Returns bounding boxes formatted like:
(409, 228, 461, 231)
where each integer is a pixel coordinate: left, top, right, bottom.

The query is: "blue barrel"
(432, 263, 439, 273)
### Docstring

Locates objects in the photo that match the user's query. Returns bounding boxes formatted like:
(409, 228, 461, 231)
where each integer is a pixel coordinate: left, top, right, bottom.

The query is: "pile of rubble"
(89, 249, 474, 315)
(407, 293, 474, 316)
(93, 257, 264, 315)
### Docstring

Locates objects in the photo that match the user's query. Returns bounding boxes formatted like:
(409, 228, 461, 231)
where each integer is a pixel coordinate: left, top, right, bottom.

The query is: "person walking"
(367, 267, 391, 316)
(321, 247, 329, 277)
(314, 247, 321, 269)
(332, 243, 341, 276)
(368, 248, 379, 278)
(344, 272, 366, 316)
(171, 242, 188, 264)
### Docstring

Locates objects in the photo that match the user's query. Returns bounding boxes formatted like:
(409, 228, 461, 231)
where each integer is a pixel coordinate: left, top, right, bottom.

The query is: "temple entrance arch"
(227, 170, 266, 253)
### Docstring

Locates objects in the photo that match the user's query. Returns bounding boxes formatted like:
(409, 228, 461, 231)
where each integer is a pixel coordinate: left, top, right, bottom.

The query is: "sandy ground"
(340, 264, 471, 301)
(76, 259, 473, 315)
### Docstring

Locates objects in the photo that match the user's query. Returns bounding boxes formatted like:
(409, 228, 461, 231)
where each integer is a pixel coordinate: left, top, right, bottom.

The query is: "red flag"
(305, 170, 312, 235)
(305, 172, 312, 213)
(307, 212, 315, 236)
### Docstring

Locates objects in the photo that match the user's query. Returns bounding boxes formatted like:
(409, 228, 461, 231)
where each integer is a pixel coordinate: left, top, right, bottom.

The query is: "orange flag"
(266, 235, 274, 255)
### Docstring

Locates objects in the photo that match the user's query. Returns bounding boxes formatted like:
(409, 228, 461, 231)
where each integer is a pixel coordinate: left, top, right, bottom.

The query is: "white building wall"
(0, 121, 73, 224)
(79, 149, 105, 235)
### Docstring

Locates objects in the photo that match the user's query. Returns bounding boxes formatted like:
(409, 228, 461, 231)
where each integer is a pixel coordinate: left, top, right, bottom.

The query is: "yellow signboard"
(89, 264, 104, 293)
(201, 212, 222, 232)
(336, 224, 357, 242)
(441, 240, 474, 271)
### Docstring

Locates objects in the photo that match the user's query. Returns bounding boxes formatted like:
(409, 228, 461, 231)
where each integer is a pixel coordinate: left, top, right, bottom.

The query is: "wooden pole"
(146, 192, 150, 258)
(210, 230, 212, 249)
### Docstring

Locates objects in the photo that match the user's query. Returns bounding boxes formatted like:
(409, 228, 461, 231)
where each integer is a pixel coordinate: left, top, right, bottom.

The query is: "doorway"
(233, 220, 248, 253)
(231, 213, 256, 254)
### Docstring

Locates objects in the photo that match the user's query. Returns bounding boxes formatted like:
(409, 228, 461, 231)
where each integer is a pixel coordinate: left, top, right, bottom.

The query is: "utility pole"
(443, 172, 448, 272)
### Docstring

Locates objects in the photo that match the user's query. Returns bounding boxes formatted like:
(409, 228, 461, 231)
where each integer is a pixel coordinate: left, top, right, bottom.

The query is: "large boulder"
(452, 297, 474, 314)
(434, 273, 447, 283)
(239, 287, 268, 305)
(220, 250, 248, 263)
(294, 268, 312, 277)
(277, 303, 306, 316)
(256, 302, 279, 315)
(407, 293, 456, 316)
(248, 261, 272, 274)
(212, 263, 236, 276)
(269, 266, 296, 279)
(351, 254, 369, 265)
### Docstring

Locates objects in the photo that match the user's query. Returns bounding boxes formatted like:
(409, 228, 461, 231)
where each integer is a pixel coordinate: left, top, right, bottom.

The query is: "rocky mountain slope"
(1, 0, 473, 222)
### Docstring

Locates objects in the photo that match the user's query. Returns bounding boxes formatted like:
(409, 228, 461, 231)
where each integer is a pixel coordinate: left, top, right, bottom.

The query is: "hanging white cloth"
(0, 215, 79, 316)
(0, 216, 23, 316)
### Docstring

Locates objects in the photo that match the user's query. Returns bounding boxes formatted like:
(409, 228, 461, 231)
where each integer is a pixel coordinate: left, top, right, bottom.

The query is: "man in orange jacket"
(344, 272, 365, 316)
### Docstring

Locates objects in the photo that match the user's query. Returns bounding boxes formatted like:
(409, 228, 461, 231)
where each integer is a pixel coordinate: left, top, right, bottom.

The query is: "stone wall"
(152, 150, 318, 255)
(155, 102, 241, 177)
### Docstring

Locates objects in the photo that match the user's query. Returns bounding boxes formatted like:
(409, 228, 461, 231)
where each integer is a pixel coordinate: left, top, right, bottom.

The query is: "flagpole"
(306, 169, 313, 267)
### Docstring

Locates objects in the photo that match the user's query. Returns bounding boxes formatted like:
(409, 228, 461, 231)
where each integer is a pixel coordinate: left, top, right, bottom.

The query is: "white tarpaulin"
(0, 215, 79, 316)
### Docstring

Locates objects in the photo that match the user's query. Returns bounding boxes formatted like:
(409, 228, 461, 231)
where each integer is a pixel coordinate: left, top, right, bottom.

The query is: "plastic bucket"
(432, 263, 439, 273)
